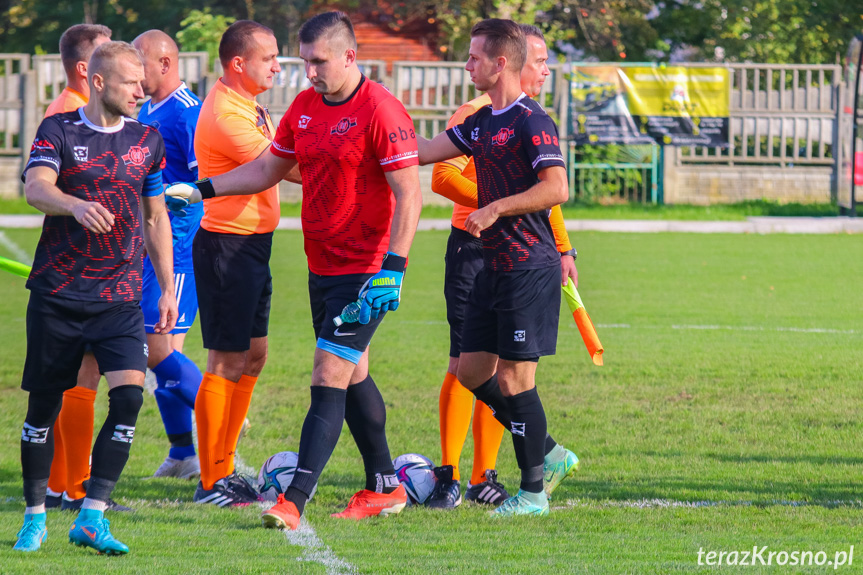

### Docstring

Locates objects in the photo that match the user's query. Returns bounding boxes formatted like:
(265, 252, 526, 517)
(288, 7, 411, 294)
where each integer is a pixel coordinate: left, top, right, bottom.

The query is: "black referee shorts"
(443, 226, 484, 358)
(22, 291, 147, 392)
(193, 228, 272, 352)
(460, 265, 560, 361)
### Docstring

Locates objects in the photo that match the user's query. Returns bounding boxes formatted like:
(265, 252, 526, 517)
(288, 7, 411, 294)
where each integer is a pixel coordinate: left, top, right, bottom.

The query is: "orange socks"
(195, 373, 235, 490)
(438, 372, 473, 481)
(470, 399, 505, 485)
(50, 386, 98, 498)
(57, 386, 97, 499)
(224, 374, 257, 475)
(46, 424, 67, 496)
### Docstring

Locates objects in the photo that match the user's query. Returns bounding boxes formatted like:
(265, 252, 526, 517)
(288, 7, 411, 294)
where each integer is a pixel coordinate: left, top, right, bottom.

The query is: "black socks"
(344, 376, 398, 494)
(286, 386, 347, 514)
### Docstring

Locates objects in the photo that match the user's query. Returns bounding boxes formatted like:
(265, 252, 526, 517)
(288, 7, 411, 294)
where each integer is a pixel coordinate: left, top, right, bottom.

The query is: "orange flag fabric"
(562, 278, 604, 366)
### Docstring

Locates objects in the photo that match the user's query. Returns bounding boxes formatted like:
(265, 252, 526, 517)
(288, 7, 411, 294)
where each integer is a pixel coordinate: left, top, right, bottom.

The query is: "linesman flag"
(0, 255, 30, 278)
(562, 278, 604, 366)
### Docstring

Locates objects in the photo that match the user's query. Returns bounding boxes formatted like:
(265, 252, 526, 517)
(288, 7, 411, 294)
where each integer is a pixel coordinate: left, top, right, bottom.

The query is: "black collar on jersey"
(322, 75, 366, 107)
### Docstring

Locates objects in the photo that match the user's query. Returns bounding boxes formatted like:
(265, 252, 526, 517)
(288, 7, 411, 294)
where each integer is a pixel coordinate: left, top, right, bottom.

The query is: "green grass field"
(0, 196, 840, 220)
(0, 228, 862, 574)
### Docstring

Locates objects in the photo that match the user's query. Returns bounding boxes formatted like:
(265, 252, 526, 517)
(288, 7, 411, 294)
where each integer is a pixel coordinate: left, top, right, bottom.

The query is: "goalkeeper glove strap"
(381, 252, 407, 273)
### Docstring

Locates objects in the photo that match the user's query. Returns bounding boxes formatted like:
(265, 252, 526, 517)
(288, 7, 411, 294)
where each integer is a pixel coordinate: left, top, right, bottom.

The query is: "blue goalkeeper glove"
(164, 178, 215, 214)
(358, 252, 407, 324)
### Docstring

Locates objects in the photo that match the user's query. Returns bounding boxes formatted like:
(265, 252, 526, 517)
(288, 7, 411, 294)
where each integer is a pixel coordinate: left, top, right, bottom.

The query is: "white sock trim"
(81, 498, 108, 512)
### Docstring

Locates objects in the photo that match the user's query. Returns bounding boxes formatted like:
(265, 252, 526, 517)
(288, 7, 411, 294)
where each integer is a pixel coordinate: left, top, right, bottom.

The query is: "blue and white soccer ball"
(393, 453, 436, 505)
(257, 451, 317, 503)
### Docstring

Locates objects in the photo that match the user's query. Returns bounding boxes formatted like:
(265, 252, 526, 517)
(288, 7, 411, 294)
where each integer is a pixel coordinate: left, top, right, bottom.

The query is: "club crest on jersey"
(331, 117, 358, 135)
(470, 127, 480, 141)
(73, 146, 89, 162)
(122, 146, 151, 166)
(492, 128, 515, 146)
(298, 115, 312, 129)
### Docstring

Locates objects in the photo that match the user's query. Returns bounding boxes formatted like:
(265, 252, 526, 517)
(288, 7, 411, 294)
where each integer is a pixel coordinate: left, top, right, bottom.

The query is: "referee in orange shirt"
(190, 20, 293, 507)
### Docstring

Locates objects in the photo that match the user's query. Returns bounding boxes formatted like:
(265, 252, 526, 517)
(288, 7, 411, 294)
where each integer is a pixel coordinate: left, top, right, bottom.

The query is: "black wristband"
(195, 178, 216, 200)
(381, 252, 407, 273)
(560, 248, 577, 260)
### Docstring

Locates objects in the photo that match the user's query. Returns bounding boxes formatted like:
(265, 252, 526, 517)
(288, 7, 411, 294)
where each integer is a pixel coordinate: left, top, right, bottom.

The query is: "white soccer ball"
(257, 451, 317, 503)
(393, 453, 436, 505)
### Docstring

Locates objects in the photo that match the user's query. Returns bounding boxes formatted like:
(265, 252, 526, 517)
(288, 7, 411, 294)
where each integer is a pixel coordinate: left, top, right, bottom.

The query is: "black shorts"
(22, 292, 146, 393)
(193, 228, 272, 352)
(444, 226, 484, 358)
(460, 265, 560, 361)
(309, 271, 386, 365)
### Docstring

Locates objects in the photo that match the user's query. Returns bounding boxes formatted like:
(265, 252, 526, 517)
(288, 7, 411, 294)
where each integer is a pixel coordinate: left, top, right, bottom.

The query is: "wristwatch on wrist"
(560, 248, 577, 260)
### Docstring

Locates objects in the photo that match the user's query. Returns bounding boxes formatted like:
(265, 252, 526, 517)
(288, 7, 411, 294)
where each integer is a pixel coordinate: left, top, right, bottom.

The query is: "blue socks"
(152, 351, 202, 459)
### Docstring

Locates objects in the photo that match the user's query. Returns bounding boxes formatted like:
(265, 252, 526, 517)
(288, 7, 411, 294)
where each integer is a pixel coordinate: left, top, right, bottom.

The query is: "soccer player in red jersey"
(166, 11, 422, 529)
(418, 19, 579, 517)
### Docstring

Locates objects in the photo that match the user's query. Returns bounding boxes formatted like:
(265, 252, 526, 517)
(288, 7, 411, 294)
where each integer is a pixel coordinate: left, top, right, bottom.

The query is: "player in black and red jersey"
(418, 19, 577, 517)
(14, 41, 176, 554)
(165, 11, 422, 529)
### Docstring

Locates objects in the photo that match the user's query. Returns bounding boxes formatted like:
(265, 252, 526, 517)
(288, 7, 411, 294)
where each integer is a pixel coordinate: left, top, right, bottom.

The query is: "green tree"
(176, 9, 235, 65)
(651, 0, 862, 63)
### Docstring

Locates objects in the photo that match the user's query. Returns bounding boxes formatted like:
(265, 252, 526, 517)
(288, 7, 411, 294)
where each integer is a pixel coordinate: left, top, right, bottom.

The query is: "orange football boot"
(261, 494, 301, 530)
(331, 485, 407, 520)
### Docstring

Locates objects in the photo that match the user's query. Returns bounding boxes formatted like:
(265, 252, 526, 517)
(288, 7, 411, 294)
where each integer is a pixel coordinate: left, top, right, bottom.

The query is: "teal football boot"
(491, 490, 549, 517)
(13, 512, 47, 551)
(69, 508, 129, 555)
(543, 445, 579, 499)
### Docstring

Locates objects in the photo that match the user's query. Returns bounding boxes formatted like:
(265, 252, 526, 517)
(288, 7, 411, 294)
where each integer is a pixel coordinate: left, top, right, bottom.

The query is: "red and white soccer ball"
(257, 451, 317, 503)
(393, 453, 436, 505)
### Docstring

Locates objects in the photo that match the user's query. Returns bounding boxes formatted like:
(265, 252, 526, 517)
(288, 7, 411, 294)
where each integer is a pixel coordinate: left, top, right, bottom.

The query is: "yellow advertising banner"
(571, 65, 730, 147)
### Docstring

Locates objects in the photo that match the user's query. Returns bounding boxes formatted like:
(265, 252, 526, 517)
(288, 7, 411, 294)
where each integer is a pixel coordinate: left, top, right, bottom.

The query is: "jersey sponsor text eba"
(447, 95, 566, 272)
(271, 77, 419, 275)
(22, 110, 166, 302)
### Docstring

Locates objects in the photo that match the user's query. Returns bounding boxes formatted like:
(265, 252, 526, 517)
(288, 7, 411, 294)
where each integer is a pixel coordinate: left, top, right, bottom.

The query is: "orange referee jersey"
(195, 79, 279, 235)
(431, 94, 573, 252)
(44, 87, 87, 118)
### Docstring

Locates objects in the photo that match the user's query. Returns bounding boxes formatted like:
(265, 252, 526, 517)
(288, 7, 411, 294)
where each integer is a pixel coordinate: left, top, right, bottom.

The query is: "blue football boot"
(13, 512, 47, 551)
(69, 508, 129, 555)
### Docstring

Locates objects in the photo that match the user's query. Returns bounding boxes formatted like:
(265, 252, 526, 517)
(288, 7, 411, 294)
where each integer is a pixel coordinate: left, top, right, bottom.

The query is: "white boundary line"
(10, 495, 860, 512)
(595, 323, 858, 335)
(0, 230, 31, 263)
(398, 320, 860, 336)
(238, 453, 357, 574)
(556, 498, 863, 510)
(281, 518, 359, 575)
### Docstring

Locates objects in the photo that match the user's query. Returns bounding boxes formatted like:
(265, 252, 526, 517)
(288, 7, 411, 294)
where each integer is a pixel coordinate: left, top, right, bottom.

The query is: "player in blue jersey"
(133, 30, 204, 481)
(14, 41, 176, 554)
(418, 19, 578, 517)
